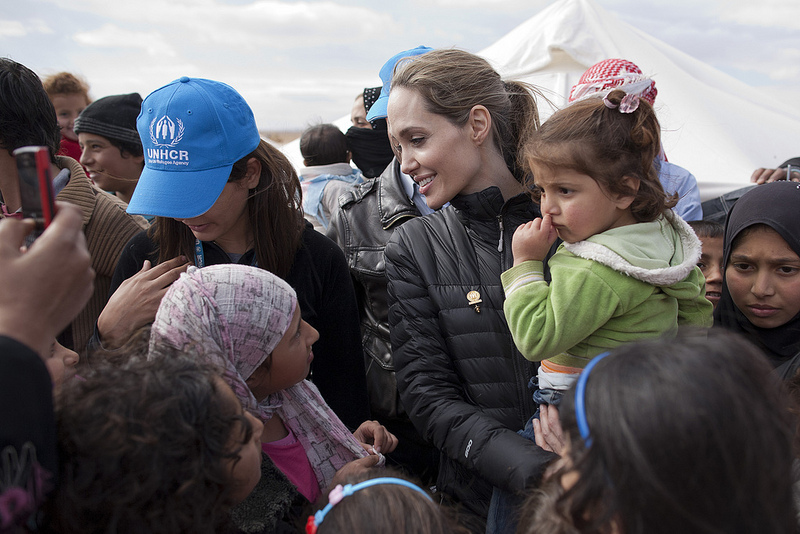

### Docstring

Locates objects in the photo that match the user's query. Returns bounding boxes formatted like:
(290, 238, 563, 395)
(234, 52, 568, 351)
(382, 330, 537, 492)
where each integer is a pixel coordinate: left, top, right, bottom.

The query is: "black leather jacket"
(327, 159, 419, 418)
(385, 186, 556, 521)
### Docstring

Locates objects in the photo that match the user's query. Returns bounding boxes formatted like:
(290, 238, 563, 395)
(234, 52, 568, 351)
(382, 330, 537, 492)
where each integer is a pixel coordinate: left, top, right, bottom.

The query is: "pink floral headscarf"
(149, 264, 367, 490)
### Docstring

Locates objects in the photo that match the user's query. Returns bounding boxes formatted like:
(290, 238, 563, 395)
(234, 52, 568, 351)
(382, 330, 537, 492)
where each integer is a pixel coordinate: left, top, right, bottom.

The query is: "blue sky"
(3, 0, 799, 130)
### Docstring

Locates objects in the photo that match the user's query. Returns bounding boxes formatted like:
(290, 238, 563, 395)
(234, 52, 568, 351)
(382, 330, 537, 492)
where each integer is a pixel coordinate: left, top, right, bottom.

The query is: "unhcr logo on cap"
(147, 115, 189, 166)
(149, 115, 184, 147)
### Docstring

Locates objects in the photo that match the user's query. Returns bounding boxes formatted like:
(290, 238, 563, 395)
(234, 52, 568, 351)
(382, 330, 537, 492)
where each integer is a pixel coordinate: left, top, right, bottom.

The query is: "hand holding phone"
(13, 146, 56, 235)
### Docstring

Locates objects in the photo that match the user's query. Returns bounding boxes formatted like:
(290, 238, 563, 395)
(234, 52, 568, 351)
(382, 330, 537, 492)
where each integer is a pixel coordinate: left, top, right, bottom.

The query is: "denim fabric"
(486, 485, 523, 534)
(700, 185, 757, 224)
(532, 387, 564, 407)
(487, 379, 559, 534)
(529, 374, 565, 423)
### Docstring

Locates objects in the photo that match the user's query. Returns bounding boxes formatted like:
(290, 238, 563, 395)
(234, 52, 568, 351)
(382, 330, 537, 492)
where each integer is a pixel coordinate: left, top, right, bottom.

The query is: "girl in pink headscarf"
(149, 264, 396, 531)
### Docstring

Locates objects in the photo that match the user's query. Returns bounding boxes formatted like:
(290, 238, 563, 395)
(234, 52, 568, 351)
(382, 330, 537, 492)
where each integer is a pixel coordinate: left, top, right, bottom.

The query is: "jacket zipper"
(383, 213, 416, 231)
(498, 208, 535, 420)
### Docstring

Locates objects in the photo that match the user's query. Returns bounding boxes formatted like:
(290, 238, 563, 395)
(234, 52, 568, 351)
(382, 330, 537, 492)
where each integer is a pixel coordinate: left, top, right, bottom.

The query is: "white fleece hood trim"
(563, 213, 702, 287)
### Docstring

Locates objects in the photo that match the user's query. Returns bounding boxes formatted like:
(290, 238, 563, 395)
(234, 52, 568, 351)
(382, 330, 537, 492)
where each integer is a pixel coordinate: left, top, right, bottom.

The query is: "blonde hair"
(42, 71, 91, 102)
(391, 48, 541, 181)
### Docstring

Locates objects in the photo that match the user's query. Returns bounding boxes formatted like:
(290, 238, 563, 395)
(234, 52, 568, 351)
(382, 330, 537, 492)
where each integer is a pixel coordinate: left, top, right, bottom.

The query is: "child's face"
(51, 93, 88, 142)
(534, 166, 636, 243)
(726, 226, 800, 328)
(245, 306, 319, 400)
(697, 235, 723, 308)
(217, 379, 263, 504)
(78, 132, 144, 193)
(45, 339, 79, 386)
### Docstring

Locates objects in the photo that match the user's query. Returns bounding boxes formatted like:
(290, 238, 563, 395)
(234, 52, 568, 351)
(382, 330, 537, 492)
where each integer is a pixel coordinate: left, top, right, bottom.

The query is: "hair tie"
(602, 93, 640, 114)
(306, 477, 432, 533)
(603, 96, 617, 110)
(575, 351, 611, 448)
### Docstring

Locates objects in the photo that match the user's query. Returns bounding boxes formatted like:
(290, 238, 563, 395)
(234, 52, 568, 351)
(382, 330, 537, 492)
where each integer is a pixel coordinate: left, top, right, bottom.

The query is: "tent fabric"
(479, 0, 800, 200)
(281, 0, 800, 200)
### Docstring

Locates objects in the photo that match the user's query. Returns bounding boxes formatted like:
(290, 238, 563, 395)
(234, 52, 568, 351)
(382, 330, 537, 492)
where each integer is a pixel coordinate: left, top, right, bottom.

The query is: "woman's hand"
(512, 214, 558, 266)
(352, 420, 398, 454)
(97, 256, 189, 349)
(533, 404, 566, 455)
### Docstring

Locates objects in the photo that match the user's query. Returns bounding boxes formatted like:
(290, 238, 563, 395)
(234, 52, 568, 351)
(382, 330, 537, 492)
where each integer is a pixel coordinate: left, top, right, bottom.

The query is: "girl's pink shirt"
(261, 427, 320, 503)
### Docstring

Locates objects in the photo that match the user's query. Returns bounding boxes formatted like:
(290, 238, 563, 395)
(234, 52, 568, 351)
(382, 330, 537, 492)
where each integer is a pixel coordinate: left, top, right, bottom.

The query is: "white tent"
(479, 0, 800, 200)
(282, 0, 800, 200)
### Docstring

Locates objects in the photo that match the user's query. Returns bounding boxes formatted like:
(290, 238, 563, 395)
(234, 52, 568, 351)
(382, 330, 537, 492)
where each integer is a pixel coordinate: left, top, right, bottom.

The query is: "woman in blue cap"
(94, 76, 371, 431)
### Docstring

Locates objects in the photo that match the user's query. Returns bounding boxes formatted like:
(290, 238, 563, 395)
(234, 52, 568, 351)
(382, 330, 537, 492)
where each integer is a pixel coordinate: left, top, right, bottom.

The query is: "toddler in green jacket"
(501, 89, 713, 415)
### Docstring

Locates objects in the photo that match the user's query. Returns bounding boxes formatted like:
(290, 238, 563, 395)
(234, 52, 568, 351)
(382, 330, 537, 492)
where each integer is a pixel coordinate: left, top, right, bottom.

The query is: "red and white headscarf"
(569, 59, 657, 105)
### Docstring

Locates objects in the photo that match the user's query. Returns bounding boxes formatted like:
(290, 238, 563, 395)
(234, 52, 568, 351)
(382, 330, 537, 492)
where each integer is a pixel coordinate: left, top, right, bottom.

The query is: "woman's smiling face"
(726, 225, 800, 329)
(387, 87, 486, 210)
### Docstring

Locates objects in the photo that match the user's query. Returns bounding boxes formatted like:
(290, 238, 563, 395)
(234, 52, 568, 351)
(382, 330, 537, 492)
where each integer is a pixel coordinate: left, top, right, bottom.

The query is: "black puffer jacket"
(385, 186, 556, 522)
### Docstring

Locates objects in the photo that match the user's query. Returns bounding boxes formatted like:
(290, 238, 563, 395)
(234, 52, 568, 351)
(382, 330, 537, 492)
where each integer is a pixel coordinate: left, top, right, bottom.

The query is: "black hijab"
(713, 181, 800, 368)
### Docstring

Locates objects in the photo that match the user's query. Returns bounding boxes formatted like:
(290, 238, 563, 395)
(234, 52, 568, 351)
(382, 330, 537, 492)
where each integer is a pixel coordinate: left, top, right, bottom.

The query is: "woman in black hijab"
(714, 181, 800, 377)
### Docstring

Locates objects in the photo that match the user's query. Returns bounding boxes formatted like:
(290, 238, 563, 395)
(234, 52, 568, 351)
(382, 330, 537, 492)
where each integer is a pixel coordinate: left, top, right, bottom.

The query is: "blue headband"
(574, 352, 611, 448)
(306, 477, 433, 533)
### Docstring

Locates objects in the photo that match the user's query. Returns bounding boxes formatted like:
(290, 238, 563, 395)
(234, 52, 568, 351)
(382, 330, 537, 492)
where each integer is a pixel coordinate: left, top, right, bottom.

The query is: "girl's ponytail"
(504, 80, 541, 181)
(604, 89, 676, 221)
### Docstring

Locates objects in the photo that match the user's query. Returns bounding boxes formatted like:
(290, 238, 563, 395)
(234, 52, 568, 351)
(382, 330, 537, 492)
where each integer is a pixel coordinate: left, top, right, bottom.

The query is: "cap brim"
(366, 95, 388, 122)
(126, 163, 232, 219)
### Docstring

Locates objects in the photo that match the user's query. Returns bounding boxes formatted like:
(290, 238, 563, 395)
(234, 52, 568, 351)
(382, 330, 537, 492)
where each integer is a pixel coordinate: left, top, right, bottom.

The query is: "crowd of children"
(1, 47, 799, 534)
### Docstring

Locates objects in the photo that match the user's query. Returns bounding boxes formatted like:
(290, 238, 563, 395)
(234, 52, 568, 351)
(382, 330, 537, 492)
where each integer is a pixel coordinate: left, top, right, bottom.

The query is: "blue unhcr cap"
(127, 76, 261, 218)
(365, 45, 434, 123)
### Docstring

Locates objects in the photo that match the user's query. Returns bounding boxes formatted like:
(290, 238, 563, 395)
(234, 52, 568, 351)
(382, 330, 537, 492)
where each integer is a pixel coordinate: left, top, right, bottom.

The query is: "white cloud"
(0, 20, 26, 37)
(0, 19, 53, 37)
(428, 0, 531, 6)
(73, 24, 179, 57)
(607, 0, 800, 86)
(728, 47, 800, 83)
(720, 0, 800, 29)
(54, 0, 394, 48)
(15, 0, 798, 130)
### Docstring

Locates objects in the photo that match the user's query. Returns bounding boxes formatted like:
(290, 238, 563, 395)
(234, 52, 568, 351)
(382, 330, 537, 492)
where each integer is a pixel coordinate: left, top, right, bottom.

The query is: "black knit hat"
(74, 93, 143, 146)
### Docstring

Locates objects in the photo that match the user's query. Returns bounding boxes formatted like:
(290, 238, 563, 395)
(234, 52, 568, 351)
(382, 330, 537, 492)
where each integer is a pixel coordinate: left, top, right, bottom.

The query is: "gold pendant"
(467, 290, 482, 313)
